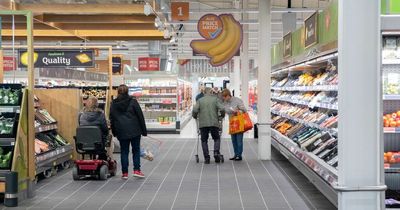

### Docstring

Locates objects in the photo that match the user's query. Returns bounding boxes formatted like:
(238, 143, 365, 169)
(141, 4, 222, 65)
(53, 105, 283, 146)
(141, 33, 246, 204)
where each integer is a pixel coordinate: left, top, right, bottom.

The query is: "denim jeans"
(231, 133, 244, 157)
(119, 135, 141, 173)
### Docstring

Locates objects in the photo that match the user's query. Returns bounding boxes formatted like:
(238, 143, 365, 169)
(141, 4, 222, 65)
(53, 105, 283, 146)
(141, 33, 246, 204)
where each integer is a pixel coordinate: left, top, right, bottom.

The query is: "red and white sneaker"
(121, 173, 128, 180)
(133, 170, 145, 178)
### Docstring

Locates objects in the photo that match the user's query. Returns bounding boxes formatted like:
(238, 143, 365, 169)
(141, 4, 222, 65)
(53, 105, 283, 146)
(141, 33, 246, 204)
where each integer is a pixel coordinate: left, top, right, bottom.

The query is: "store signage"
(305, 12, 318, 48)
(283, 32, 292, 58)
(191, 14, 242, 67)
(3, 57, 15, 71)
(138, 57, 160, 71)
(112, 55, 123, 75)
(171, 2, 189, 21)
(18, 49, 95, 68)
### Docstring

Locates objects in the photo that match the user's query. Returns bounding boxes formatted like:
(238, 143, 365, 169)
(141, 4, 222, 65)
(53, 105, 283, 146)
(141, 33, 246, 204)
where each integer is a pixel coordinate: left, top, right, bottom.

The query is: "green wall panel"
(391, 0, 400, 13)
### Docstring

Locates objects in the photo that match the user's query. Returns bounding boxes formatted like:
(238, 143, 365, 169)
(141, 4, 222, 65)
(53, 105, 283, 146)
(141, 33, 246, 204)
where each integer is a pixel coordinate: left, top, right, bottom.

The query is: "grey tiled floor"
(0, 139, 337, 210)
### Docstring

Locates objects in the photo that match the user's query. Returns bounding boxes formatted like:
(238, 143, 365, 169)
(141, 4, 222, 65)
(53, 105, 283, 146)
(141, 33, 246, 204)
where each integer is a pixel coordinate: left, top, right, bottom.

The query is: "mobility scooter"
(73, 126, 117, 180)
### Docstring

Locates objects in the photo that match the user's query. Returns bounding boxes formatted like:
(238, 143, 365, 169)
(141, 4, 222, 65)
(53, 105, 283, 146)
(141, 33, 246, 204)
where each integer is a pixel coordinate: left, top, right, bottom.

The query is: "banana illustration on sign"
(191, 14, 243, 67)
(20, 52, 39, 66)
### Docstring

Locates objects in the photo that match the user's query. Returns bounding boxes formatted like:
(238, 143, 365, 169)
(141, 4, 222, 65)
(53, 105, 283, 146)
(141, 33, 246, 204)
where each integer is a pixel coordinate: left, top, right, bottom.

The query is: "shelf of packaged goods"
(145, 122, 176, 130)
(139, 94, 176, 97)
(35, 123, 58, 133)
(36, 144, 73, 175)
(0, 138, 15, 147)
(271, 129, 338, 206)
(383, 95, 400, 100)
(385, 163, 400, 173)
(271, 85, 338, 92)
(271, 110, 338, 136)
(139, 102, 177, 105)
(271, 97, 338, 111)
(0, 106, 20, 113)
(133, 86, 177, 89)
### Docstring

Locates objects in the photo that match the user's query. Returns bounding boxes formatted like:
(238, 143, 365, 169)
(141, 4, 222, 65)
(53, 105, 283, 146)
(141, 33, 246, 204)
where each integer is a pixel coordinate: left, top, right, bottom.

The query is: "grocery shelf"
(271, 97, 338, 110)
(0, 138, 15, 146)
(143, 110, 176, 113)
(271, 110, 338, 136)
(271, 129, 338, 206)
(35, 123, 58, 133)
(36, 144, 73, 175)
(383, 95, 400, 100)
(140, 94, 176, 97)
(271, 85, 338, 92)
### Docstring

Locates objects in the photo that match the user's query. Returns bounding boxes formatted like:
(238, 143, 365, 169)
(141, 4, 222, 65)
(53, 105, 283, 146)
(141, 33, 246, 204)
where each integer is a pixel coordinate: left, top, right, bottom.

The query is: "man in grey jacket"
(192, 87, 225, 164)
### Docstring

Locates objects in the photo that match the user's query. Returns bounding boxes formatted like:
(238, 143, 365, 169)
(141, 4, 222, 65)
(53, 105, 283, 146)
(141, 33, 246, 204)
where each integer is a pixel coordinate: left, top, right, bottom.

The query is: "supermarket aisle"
(0, 138, 336, 210)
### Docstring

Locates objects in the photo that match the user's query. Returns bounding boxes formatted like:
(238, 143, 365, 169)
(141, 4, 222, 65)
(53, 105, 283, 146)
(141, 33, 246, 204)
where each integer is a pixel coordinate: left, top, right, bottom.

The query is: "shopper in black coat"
(110, 84, 147, 179)
(79, 96, 109, 160)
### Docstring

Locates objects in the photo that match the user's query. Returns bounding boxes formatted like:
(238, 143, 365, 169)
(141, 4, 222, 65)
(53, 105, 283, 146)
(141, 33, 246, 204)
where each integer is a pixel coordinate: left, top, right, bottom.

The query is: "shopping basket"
(141, 136, 162, 161)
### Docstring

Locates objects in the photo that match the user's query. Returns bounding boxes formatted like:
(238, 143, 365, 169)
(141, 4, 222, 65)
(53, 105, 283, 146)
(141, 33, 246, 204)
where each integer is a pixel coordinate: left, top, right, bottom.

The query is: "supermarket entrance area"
(3, 136, 335, 210)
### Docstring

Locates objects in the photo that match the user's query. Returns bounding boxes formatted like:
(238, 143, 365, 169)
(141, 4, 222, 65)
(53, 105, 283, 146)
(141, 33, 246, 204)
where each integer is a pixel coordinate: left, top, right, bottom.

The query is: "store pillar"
(257, 0, 271, 160)
(240, 0, 249, 108)
(338, 0, 385, 209)
(231, 57, 241, 97)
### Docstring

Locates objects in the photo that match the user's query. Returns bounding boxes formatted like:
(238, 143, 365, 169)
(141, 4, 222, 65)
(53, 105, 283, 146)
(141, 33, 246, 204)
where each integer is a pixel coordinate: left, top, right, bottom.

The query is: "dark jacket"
(78, 110, 109, 142)
(110, 95, 147, 140)
(195, 92, 204, 102)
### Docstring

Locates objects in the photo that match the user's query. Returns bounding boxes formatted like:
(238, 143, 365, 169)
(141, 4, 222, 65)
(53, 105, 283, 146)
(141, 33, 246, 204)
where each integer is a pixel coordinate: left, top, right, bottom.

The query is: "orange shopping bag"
(229, 114, 244, 135)
(240, 112, 253, 132)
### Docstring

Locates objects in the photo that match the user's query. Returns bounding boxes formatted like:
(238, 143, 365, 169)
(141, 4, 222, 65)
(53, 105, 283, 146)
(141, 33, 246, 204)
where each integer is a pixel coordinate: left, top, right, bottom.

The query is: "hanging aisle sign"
(171, 2, 189, 21)
(112, 55, 123, 75)
(283, 32, 292, 58)
(138, 57, 160, 71)
(305, 12, 318, 48)
(18, 49, 95, 68)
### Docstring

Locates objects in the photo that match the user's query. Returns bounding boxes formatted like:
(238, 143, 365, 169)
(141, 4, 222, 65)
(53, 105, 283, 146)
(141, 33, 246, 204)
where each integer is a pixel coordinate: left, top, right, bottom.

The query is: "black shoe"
(229, 156, 237, 160)
(235, 156, 242, 161)
(214, 155, 220, 163)
(204, 158, 210, 164)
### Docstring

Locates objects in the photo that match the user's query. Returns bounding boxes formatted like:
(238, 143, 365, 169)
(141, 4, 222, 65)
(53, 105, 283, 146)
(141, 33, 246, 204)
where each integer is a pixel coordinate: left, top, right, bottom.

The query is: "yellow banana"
(210, 16, 242, 66)
(190, 16, 228, 54)
(207, 15, 238, 57)
(20, 52, 39, 66)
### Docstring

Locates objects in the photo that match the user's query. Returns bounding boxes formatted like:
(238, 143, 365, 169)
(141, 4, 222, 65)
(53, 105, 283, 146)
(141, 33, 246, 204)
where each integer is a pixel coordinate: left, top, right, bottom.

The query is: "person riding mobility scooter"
(73, 126, 117, 180)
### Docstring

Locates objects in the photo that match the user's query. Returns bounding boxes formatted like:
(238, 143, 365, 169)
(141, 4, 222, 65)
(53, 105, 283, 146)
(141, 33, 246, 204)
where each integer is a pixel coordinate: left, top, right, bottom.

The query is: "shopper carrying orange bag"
(222, 89, 248, 161)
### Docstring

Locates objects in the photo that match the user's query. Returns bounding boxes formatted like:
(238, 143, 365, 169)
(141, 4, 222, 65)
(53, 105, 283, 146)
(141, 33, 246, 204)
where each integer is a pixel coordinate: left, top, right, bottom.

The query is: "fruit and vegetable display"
(82, 89, 106, 99)
(35, 132, 69, 155)
(384, 152, 400, 164)
(383, 111, 400, 127)
(35, 109, 57, 125)
(271, 66, 338, 88)
(0, 117, 16, 135)
(272, 115, 338, 168)
(0, 88, 21, 105)
(272, 91, 338, 108)
(0, 147, 13, 168)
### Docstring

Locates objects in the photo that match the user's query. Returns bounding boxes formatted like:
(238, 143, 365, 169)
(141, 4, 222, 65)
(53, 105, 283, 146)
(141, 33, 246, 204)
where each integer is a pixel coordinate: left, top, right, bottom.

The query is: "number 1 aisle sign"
(171, 2, 189, 21)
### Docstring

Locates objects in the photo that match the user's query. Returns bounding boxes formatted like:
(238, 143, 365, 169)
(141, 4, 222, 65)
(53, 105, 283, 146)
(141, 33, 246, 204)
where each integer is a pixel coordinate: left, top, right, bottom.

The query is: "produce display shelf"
(140, 102, 176, 105)
(271, 110, 338, 136)
(383, 95, 400, 100)
(0, 138, 15, 146)
(271, 129, 338, 206)
(271, 85, 338, 92)
(35, 123, 58, 133)
(385, 163, 400, 173)
(271, 97, 338, 110)
(132, 86, 177, 88)
(384, 127, 400, 133)
(36, 144, 73, 174)
(0, 106, 20, 113)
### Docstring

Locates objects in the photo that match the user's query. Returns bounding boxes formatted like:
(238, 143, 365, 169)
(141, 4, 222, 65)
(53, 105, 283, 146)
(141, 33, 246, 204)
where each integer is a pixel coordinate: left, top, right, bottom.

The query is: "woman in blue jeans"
(110, 85, 147, 179)
(222, 89, 247, 161)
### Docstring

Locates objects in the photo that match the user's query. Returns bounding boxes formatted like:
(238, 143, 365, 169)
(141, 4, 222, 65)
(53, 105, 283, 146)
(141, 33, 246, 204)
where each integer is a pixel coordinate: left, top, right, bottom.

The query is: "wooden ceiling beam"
(40, 14, 156, 24)
(2, 23, 159, 30)
(1, 29, 164, 38)
(16, 3, 146, 15)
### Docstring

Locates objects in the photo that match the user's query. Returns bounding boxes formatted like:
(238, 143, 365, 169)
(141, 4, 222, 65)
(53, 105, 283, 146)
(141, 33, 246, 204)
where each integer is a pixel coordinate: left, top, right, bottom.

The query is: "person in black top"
(110, 84, 147, 179)
(78, 96, 109, 160)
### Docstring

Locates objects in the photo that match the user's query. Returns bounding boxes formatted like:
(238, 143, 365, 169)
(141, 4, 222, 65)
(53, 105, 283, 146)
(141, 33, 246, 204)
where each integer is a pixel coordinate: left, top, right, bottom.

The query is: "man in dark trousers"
(192, 87, 225, 164)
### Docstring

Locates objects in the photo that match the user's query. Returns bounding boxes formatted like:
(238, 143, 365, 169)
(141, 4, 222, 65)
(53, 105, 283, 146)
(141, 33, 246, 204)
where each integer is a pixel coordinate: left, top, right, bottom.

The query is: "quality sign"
(18, 49, 95, 68)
